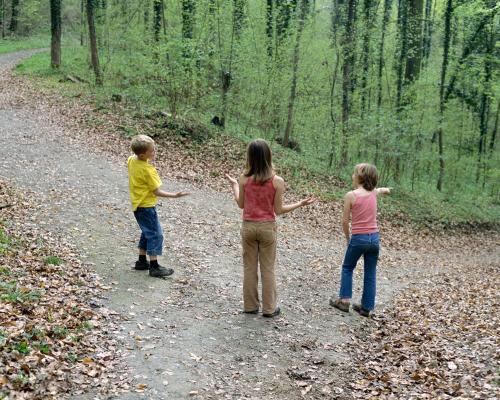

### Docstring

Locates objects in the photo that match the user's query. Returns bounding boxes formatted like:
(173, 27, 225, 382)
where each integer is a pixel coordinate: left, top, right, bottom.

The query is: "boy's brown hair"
(354, 163, 378, 191)
(244, 139, 274, 183)
(131, 135, 155, 155)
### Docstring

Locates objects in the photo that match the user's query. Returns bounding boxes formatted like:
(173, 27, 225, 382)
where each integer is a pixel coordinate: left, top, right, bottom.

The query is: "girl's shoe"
(352, 303, 371, 317)
(329, 298, 350, 312)
(262, 307, 281, 318)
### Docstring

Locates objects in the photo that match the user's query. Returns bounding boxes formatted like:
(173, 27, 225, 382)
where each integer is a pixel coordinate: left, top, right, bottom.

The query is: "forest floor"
(0, 50, 499, 400)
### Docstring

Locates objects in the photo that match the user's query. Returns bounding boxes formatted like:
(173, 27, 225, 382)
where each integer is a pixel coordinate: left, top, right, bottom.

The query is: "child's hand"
(175, 191, 190, 198)
(300, 196, 317, 207)
(225, 173, 238, 186)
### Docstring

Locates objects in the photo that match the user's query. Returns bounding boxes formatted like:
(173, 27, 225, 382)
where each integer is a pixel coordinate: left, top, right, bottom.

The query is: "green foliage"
(43, 255, 62, 265)
(0, 34, 50, 54)
(9, 0, 500, 226)
(0, 281, 40, 303)
(0, 228, 12, 255)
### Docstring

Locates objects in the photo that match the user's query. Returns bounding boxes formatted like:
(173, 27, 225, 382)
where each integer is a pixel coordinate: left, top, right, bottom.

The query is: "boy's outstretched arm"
(153, 188, 190, 198)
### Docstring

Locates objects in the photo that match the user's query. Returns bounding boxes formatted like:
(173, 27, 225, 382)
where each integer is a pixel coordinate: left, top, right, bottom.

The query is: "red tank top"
(351, 191, 378, 234)
(243, 176, 276, 222)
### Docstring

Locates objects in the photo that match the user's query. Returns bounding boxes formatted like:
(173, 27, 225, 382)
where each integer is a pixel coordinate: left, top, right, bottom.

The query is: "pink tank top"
(243, 176, 276, 222)
(351, 191, 378, 234)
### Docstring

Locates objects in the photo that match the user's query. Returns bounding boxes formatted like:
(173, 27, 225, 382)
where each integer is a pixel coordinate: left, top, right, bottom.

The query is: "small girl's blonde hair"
(131, 135, 155, 155)
(354, 163, 378, 191)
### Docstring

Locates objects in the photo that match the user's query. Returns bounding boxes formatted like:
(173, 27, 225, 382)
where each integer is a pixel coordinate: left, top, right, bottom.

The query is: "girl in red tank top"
(226, 139, 316, 318)
(330, 163, 391, 317)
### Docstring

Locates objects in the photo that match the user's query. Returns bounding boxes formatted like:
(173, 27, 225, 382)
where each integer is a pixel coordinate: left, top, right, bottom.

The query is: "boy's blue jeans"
(339, 232, 380, 311)
(133, 207, 163, 256)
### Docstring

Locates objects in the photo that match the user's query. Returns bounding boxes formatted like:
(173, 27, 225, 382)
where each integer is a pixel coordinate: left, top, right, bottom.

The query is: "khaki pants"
(241, 221, 277, 315)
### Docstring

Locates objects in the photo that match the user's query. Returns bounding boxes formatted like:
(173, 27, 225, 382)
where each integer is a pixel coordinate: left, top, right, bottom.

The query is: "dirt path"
(0, 51, 496, 399)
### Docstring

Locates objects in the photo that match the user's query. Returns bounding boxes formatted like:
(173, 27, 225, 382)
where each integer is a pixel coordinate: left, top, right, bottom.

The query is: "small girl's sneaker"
(352, 303, 371, 318)
(329, 298, 350, 312)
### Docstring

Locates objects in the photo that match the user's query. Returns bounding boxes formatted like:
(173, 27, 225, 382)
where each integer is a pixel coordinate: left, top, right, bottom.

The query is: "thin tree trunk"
(489, 100, 499, 154)
(436, 0, 452, 191)
(86, 0, 103, 85)
(0, 0, 5, 39)
(153, 0, 161, 42)
(422, 0, 432, 64)
(9, 0, 19, 33)
(360, 0, 372, 112)
(377, 0, 391, 109)
(233, 0, 246, 40)
(395, 0, 408, 111)
(340, 0, 356, 166)
(476, 20, 494, 183)
(182, 0, 195, 39)
(266, 0, 274, 58)
(405, 0, 424, 83)
(80, 0, 85, 45)
(283, 0, 308, 148)
(50, 0, 62, 69)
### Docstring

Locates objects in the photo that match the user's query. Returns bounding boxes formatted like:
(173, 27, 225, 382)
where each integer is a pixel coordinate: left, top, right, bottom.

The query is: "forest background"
(0, 0, 499, 227)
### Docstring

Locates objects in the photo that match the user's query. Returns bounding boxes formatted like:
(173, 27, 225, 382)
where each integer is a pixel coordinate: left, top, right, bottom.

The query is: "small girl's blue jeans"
(133, 207, 164, 256)
(339, 232, 380, 311)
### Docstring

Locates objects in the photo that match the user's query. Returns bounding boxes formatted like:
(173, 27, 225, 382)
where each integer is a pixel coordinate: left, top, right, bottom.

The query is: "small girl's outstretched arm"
(225, 173, 245, 209)
(273, 176, 316, 215)
(342, 191, 356, 243)
(376, 187, 391, 195)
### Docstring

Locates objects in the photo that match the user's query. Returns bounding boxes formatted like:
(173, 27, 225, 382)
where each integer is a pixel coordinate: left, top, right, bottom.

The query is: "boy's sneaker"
(134, 260, 150, 270)
(149, 265, 174, 278)
(352, 303, 371, 318)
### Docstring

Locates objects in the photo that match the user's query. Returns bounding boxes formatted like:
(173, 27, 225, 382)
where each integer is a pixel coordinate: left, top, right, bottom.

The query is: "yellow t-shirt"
(127, 155, 162, 211)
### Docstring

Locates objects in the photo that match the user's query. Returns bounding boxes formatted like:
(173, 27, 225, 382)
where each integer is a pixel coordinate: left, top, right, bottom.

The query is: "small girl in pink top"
(330, 163, 391, 317)
(226, 139, 316, 318)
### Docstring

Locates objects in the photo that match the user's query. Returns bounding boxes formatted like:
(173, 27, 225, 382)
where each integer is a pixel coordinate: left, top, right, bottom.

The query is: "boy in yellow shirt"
(128, 135, 189, 278)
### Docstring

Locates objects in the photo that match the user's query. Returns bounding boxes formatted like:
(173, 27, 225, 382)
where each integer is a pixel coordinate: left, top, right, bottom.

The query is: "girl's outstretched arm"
(342, 192, 355, 243)
(273, 176, 316, 215)
(225, 173, 245, 208)
(376, 187, 391, 195)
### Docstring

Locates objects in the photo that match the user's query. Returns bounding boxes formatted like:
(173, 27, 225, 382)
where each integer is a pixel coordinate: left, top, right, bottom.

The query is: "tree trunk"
(50, 0, 62, 69)
(86, 0, 103, 85)
(282, 0, 309, 148)
(266, 0, 274, 58)
(377, 0, 392, 109)
(233, 0, 246, 40)
(80, 0, 85, 45)
(340, 0, 356, 166)
(489, 100, 499, 154)
(436, 0, 452, 191)
(360, 0, 373, 112)
(182, 0, 195, 39)
(153, 0, 161, 42)
(9, 0, 19, 33)
(395, 0, 408, 111)
(422, 0, 432, 64)
(0, 0, 5, 39)
(476, 19, 494, 183)
(405, 0, 423, 83)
